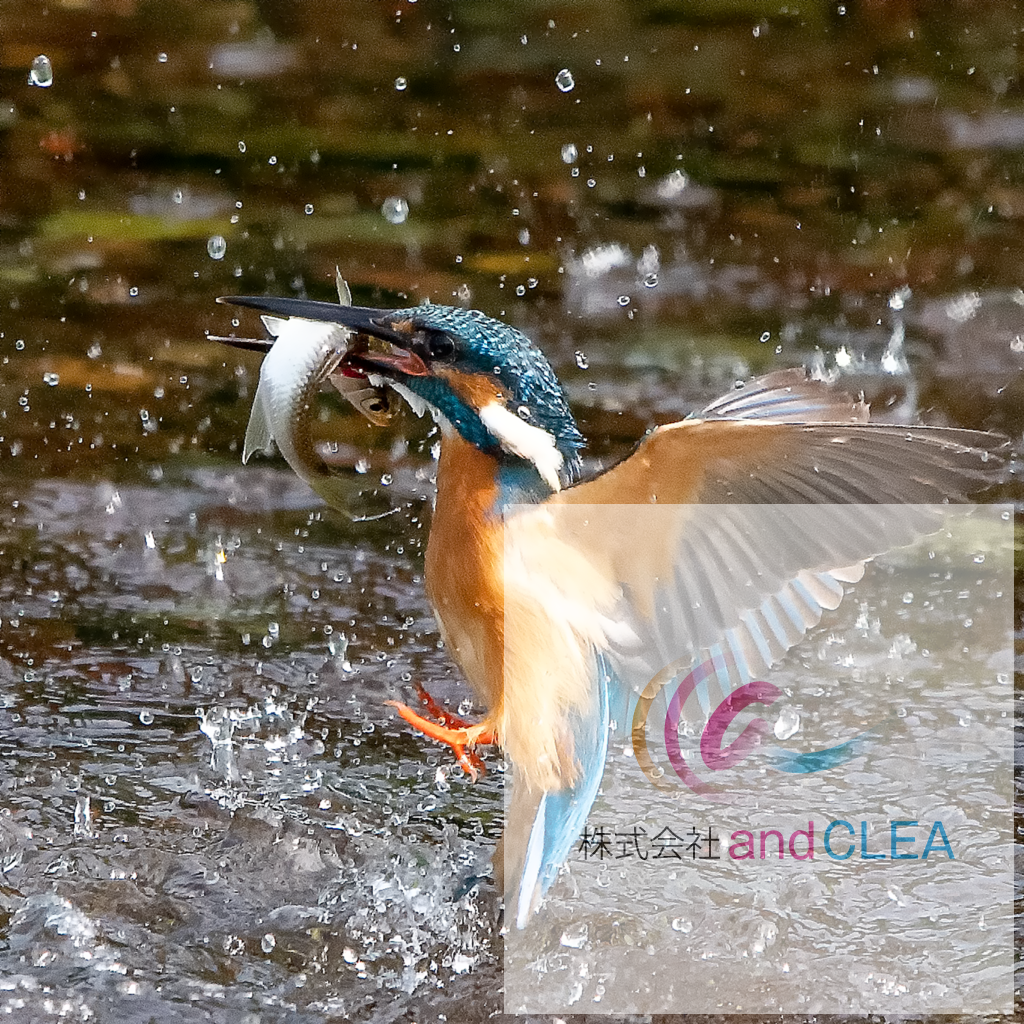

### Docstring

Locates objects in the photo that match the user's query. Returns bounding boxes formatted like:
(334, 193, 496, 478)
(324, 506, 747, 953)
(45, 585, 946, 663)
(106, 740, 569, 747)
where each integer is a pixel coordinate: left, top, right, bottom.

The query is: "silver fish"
(243, 314, 355, 507)
(240, 272, 396, 506)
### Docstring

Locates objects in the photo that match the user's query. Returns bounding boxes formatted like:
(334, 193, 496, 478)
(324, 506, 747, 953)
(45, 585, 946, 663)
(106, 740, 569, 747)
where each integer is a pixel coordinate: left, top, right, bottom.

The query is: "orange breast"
(424, 430, 506, 724)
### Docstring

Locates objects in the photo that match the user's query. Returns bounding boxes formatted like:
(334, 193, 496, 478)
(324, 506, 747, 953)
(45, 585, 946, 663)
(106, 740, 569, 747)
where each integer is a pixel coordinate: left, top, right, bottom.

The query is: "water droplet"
(888, 285, 912, 311)
(380, 473, 393, 486)
(574, 350, 589, 369)
(129, 286, 138, 297)
(671, 917, 693, 933)
(237, 140, 246, 153)
(381, 196, 408, 224)
(760, 331, 771, 343)
(207, 235, 226, 260)
(42, 372, 59, 386)
(617, 294, 630, 306)
(515, 284, 526, 296)
(139, 710, 154, 725)
(74, 794, 94, 837)
(261, 933, 276, 953)
(28, 55, 53, 88)
(560, 923, 588, 948)
(157, 52, 168, 63)
(555, 68, 575, 92)
(304, 203, 314, 215)
(394, 76, 407, 91)
(774, 707, 800, 740)
(561, 142, 578, 164)
(658, 169, 689, 199)
(172, 188, 183, 204)
(643, 273, 658, 288)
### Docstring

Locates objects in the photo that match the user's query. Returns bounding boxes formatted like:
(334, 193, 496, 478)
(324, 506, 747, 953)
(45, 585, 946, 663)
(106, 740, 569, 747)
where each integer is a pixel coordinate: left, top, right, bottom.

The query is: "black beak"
(215, 294, 430, 376)
(216, 295, 411, 346)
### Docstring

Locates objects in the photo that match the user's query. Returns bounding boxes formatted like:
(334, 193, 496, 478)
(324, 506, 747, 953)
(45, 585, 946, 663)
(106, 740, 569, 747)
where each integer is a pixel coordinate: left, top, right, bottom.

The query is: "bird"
(214, 282, 1008, 928)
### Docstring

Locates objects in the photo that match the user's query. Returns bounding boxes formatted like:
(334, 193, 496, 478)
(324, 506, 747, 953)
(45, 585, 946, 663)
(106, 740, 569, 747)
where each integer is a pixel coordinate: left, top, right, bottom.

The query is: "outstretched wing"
(502, 371, 1008, 925)
(543, 371, 1007, 693)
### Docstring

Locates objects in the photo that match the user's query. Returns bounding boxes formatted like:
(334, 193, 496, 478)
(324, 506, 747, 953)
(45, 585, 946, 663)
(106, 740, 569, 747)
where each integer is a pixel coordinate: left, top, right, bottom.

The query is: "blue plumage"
(391, 304, 586, 486)
(514, 653, 612, 928)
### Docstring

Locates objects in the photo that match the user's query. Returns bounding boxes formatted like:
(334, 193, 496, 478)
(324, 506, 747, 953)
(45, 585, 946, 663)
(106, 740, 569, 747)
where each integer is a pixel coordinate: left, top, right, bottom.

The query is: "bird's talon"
(386, 693, 494, 779)
(413, 680, 476, 730)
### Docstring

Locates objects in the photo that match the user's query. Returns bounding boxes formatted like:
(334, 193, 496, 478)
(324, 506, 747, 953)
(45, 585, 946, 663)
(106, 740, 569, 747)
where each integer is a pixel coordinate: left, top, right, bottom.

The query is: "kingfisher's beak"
(215, 294, 429, 376)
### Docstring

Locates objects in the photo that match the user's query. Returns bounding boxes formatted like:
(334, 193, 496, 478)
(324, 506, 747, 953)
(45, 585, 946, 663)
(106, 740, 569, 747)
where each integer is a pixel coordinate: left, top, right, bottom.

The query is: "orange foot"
(386, 683, 495, 781)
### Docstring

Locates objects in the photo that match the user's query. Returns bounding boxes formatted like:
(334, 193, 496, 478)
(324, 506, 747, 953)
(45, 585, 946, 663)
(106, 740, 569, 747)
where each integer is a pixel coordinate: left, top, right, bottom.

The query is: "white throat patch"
(479, 402, 563, 492)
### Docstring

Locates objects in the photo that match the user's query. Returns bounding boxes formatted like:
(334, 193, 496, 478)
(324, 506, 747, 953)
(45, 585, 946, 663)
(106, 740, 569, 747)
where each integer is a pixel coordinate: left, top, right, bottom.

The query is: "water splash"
(28, 55, 53, 88)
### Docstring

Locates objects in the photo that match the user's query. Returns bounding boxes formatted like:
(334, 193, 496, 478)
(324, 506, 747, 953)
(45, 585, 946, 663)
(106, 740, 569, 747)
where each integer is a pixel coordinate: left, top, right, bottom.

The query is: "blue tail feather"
(514, 655, 612, 928)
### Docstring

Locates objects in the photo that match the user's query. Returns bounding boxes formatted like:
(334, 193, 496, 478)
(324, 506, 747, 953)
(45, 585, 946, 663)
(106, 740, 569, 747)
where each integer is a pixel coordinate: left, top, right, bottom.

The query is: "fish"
(327, 269, 393, 426)
(328, 368, 394, 427)
(232, 272, 394, 506)
(210, 274, 391, 505)
(241, 313, 355, 507)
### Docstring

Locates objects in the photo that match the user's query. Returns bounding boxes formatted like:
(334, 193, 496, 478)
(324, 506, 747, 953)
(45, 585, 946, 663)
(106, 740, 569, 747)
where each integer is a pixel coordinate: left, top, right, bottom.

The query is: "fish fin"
(508, 655, 611, 928)
(335, 268, 353, 306)
(242, 380, 276, 463)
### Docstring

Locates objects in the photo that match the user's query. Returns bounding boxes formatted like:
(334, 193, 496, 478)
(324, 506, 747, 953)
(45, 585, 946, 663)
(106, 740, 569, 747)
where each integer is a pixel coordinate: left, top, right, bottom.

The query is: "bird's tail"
(503, 655, 611, 929)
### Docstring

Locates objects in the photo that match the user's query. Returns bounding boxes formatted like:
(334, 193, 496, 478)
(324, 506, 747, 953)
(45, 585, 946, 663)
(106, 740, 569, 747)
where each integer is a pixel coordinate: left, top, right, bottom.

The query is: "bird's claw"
(386, 685, 494, 781)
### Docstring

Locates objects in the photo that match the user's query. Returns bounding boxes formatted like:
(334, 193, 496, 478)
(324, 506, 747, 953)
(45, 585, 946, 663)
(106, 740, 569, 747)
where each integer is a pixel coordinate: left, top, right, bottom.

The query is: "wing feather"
(525, 376, 1007, 705)
(501, 370, 1007, 923)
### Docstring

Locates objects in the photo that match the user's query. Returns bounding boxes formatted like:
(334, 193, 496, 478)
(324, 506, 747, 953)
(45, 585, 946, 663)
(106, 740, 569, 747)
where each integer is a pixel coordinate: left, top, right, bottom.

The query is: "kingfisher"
(214, 281, 1008, 928)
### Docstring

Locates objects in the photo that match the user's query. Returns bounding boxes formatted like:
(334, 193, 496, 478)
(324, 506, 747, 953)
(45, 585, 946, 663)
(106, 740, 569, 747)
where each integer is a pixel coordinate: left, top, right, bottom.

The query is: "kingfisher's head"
(220, 295, 585, 493)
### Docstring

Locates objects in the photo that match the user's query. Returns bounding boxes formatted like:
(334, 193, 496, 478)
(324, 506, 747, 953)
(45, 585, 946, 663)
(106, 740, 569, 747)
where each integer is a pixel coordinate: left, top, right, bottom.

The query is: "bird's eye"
(425, 332, 457, 361)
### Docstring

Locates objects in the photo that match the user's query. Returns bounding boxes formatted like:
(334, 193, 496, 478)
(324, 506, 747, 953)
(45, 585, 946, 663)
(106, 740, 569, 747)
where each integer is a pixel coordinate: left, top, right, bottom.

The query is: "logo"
(630, 656, 880, 798)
